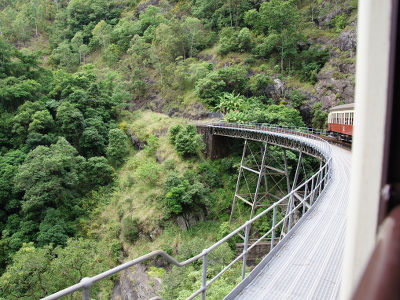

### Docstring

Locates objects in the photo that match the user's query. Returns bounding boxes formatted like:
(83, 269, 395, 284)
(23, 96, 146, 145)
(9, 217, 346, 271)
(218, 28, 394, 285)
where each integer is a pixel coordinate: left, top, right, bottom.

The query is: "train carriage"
(327, 103, 354, 142)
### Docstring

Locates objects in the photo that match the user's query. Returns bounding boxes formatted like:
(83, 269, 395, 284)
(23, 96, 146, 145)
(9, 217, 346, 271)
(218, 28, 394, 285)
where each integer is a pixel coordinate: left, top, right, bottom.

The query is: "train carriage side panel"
(328, 123, 354, 136)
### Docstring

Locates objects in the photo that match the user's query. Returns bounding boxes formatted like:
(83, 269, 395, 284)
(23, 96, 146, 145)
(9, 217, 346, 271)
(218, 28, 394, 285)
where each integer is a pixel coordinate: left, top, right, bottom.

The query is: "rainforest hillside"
(0, 0, 357, 299)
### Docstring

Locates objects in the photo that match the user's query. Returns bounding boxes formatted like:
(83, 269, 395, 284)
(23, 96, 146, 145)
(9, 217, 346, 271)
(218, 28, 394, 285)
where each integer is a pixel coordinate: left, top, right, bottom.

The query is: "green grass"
(81, 110, 248, 271)
(285, 76, 316, 94)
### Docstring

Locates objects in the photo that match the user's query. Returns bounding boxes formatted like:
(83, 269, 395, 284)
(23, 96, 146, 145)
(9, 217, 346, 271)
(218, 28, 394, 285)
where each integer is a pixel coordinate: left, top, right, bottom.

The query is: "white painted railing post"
(80, 277, 92, 300)
(242, 222, 250, 280)
(271, 206, 277, 250)
(201, 250, 209, 300)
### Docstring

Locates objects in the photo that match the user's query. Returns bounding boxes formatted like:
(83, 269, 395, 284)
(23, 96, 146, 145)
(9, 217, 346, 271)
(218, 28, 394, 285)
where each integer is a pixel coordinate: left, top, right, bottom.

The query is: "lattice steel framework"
(230, 140, 293, 219)
(210, 124, 330, 161)
(211, 124, 328, 239)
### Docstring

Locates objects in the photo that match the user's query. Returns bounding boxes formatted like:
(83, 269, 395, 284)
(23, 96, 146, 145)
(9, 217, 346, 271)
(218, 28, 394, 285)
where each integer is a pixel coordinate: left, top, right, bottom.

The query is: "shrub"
(194, 72, 226, 105)
(248, 73, 273, 97)
(195, 66, 248, 107)
(109, 239, 123, 260)
(122, 217, 140, 243)
(164, 172, 210, 220)
(169, 124, 184, 144)
(106, 128, 129, 167)
(331, 14, 348, 32)
(169, 124, 204, 158)
(287, 90, 307, 109)
(312, 103, 328, 129)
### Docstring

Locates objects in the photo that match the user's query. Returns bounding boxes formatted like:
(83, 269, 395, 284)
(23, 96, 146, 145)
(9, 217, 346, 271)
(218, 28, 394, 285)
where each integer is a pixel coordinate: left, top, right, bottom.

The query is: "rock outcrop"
(111, 265, 162, 300)
(315, 25, 356, 110)
(338, 29, 357, 52)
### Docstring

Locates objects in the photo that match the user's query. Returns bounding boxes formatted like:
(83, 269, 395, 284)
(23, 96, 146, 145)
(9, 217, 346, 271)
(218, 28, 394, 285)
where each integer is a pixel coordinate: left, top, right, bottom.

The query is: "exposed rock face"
(315, 70, 355, 109)
(300, 16, 357, 112)
(176, 212, 206, 230)
(316, 2, 354, 30)
(338, 29, 357, 51)
(314, 26, 357, 110)
(263, 78, 286, 102)
(111, 265, 162, 300)
(272, 78, 285, 99)
(137, 0, 162, 13)
(129, 134, 147, 151)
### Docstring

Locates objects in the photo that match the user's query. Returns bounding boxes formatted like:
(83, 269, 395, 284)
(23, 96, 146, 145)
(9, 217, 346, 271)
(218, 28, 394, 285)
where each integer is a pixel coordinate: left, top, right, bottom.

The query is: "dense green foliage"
(0, 239, 113, 299)
(218, 94, 306, 126)
(169, 124, 204, 158)
(0, 42, 126, 277)
(164, 171, 209, 218)
(0, 0, 356, 298)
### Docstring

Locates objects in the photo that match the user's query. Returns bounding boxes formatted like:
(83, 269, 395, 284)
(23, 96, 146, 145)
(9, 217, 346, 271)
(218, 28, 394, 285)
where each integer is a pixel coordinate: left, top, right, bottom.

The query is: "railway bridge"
(198, 123, 350, 299)
(43, 123, 351, 300)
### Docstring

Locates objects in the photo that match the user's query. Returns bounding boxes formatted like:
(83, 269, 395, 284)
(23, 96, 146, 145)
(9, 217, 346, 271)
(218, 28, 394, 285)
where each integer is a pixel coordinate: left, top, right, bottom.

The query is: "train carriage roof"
(329, 103, 355, 112)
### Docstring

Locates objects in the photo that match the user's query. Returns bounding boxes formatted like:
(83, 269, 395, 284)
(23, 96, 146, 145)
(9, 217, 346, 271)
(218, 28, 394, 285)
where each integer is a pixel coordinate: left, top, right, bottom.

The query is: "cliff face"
(315, 28, 357, 109)
(312, 1, 357, 110)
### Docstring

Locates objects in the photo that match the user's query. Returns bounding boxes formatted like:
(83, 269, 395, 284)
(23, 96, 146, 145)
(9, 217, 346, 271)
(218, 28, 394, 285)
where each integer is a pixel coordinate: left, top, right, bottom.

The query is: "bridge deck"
(225, 144, 351, 300)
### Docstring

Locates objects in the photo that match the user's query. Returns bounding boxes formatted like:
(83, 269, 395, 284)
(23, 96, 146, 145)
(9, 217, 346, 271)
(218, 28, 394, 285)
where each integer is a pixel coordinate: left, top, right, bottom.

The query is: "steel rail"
(42, 123, 332, 300)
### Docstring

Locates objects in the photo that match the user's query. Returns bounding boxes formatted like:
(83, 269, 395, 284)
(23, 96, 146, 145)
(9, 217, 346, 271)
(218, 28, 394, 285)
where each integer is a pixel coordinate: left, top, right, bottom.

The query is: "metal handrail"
(209, 122, 332, 157)
(42, 124, 333, 300)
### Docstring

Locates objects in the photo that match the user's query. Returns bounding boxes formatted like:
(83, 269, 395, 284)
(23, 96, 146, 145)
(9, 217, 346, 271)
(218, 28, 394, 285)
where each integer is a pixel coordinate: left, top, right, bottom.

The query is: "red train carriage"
(327, 103, 354, 142)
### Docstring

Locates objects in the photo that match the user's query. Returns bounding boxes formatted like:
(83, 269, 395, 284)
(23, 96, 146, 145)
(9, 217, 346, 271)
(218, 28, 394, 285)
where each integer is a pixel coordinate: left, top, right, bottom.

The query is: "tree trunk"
(281, 36, 284, 72)
(190, 35, 195, 58)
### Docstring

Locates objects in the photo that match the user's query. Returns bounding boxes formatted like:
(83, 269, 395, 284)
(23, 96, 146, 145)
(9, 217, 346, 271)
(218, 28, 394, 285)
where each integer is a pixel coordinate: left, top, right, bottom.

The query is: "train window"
(329, 108, 354, 125)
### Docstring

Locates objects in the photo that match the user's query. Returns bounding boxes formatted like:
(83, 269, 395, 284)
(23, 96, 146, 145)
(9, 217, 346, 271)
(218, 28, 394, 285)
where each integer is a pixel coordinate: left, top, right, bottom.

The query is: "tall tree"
(259, 0, 301, 71)
(55, 102, 85, 148)
(14, 138, 84, 221)
(153, 20, 187, 62)
(92, 20, 112, 49)
(183, 17, 206, 58)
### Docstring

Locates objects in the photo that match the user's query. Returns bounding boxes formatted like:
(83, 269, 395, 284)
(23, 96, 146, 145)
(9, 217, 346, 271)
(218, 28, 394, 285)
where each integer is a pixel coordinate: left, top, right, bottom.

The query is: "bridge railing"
(209, 122, 332, 159)
(42, 124, 333, 300)
(206, 121, 329, 136)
